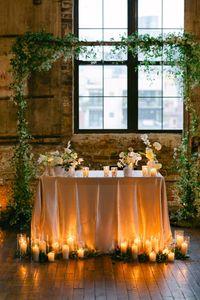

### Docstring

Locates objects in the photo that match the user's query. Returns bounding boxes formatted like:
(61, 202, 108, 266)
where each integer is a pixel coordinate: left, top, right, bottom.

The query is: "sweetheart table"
(31, 170, 172, 252)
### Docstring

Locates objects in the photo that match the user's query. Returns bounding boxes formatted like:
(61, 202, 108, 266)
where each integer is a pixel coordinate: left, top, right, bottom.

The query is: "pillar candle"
(181, 242, 188, 255)
(103, 166, 109, 177)
(67, 236, 75, 251)
(111, 167, 117, 177)
(52, 242, 60, 253)
(150, 168, 157, 177)
(131, 243, 138, 260)
(48, 252, 55, 262)
(20, 241, 27, 255)
(149, 251, 156, 262)
(120, 241, 128, 253)
(176, 235, 184, 248)
(62, 244, 69, 260)
(168, 251, 175, 262)
(142, 166, 149, 177)
(145, 239, 152, 254)
(32, 245, 40, 262)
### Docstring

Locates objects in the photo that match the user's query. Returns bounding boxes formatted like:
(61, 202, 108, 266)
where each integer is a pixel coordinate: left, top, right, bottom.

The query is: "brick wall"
(0, 0, 199, 209)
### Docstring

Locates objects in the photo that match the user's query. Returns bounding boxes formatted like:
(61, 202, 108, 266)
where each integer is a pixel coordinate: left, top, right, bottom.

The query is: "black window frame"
(74, 0, 183, 134)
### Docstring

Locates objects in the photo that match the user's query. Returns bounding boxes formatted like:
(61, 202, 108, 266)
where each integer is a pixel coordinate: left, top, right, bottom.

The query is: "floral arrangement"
(117, 147, 142, 168)
(140, 134, 162, 169)
(37, 141, 83, 171)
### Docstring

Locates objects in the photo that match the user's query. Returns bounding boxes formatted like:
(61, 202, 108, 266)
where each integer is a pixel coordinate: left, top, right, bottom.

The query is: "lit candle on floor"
(150, 168, 157, 177)
(82, 167, 89, 177)
(48, 252, 55, 262)
(120, 241, 128, 253)
(67, 236, 74, 251)
(77, 248, 84, 258)
(32, 245, 40, 262)
(181, 241, 188, 255)
(131, 243, 138, 260)
(52, 242, 60, 253)
(20, 241, 27, 255)
(151, 237, 159, 253)
(62, 244, 69, 260)
(145, 239, 152, 254)
(149, 251, 156, 262)
(176, 235, 184, 248)
(134, 238, 142, 253)
(39, 241, 46, 253)
(168, 251, 175, 262)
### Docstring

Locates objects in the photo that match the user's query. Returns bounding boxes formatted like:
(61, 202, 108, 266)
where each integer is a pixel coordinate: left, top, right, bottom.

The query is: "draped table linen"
(31, 171, 172, 251)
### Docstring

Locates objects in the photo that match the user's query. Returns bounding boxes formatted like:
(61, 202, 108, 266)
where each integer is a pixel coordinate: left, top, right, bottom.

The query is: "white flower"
(119, 152, 125, 158)
(153, 142, 162, 151)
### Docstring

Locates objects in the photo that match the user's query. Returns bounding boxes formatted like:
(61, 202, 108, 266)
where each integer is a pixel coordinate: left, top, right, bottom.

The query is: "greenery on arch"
(4, 31, 200, 230)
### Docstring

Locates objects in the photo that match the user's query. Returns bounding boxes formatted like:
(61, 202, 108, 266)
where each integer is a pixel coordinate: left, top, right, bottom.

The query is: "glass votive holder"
(142, 165, 149, 177)
(150, 167, 157, 177)
(111, 167, 118, 177)
(174, 230, 184, 248)
(103, 166, 110, 177)
(32, 244, 40, 262)
(181, 236, 190, 255)
(82, 167, 89, 177)
(17, 234, 28, 257)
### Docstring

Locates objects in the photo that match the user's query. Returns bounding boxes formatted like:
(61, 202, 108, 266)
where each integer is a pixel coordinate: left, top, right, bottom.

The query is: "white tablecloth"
(31, 171, 172, 251)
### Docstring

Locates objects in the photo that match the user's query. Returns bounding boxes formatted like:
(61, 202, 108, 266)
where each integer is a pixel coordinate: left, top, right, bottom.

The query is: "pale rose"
(119, 152, 125, 158)
(153, 142, 162, 151)
(145, 148, 155, 160)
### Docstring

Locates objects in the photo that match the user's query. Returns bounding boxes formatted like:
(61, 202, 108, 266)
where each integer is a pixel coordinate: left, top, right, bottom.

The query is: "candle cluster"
(142, 165, 157, 177)
(174, 230, 190, 255)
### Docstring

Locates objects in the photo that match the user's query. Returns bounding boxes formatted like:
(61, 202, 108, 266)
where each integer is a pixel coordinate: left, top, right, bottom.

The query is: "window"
(74, 0, 184, 132)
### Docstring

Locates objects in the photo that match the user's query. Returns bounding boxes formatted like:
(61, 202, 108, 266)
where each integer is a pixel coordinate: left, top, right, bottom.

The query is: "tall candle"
(103, 166, 109, 177)
(67, 236, 74, 251)
(151, 237, 159, 253)
(62, 244, 69, 260)
(176, 235, 184, 248)
(48, 252, 55, 262)
(111, 167, 117, 177)
(20, 241, 27, 255)
(168, 251, 175, 262)
(134, 238, 142, 253)
(145, 240, 152, 254)
(131, 243, 138, 260)
(181, 242, 188, 255)
(32, 245, 39, 262)
(120, 241, 128, 253)
(77, 248, 84, 258)
(149, 251, 156, 262)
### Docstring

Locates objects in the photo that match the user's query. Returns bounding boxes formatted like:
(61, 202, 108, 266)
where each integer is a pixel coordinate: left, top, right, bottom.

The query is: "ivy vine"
(5, 31, 200, 230)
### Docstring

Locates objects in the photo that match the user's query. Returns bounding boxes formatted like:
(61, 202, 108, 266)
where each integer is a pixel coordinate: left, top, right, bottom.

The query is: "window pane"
(79, 66, 102, 96)
(163, 66, 183, 97)
(138, 0, 162, 28)
(79, 29, 102, 41)
(104, 29, 127, 41)
(104, 0, 127, 28)
(79, 46, 103, 61)
(103, 46, 127, 61)
(139, 66, 162, 97)
(138, 98, 162, 130)
(79, 0, 102, 28)
(163, 0, 184, 29)
(163, 98, 183, 129)
(104, 97, 127, 129)
(79, 97, 103, 129)
(104, 66, 127, 96)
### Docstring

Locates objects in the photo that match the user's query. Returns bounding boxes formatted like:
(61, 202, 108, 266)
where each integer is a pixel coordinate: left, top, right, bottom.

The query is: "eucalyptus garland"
(7, 31, 200, 230)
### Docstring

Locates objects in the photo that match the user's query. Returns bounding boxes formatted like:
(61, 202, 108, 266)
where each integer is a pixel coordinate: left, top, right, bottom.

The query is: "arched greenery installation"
(5, 31, 200, 230)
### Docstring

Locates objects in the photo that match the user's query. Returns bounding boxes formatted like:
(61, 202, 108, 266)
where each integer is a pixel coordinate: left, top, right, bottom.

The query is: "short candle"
(149, 251, 156, 262)
(181, 241, 188, 255)
(77, 248, 84, 258)
(20, 241, 27, 255)
(142, 166, 149, 177)
(48, 252, 55, 262)
(111, 167, 117, 177)
(176, 235, 184, 248)
(150, 168, 157, 177)
(168, 251, 175, 262)
(131, 243, 138, 260)
(82, 167, 89, 177)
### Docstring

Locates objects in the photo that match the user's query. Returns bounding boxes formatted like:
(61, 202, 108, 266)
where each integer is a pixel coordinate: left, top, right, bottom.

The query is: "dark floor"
(0, 228, 200, 300)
